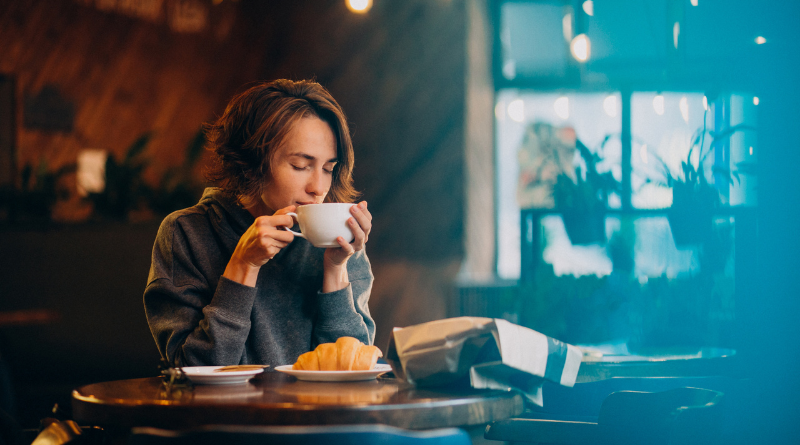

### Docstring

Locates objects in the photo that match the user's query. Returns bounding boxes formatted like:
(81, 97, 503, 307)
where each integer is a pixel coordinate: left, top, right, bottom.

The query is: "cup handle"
(282, 212, 305, 239)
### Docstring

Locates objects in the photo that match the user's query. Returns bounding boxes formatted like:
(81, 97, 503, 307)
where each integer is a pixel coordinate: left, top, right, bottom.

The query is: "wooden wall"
(0, 0, 470, 421)
(0, 0, 466, 260)
(0, 0, 265, 182)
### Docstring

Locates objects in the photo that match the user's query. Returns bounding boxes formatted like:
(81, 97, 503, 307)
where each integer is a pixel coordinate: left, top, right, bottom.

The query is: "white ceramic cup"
(284, 203, 356, 248)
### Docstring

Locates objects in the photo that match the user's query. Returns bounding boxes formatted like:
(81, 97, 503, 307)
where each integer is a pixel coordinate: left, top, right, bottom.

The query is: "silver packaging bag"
(385, 317, 582, 406)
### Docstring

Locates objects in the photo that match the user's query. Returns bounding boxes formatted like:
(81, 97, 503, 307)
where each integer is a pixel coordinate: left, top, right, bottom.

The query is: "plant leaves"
(125, 132, 153, 163)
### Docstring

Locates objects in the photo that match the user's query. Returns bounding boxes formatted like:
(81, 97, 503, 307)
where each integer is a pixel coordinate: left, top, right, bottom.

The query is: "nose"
(306, 168, 330, 198)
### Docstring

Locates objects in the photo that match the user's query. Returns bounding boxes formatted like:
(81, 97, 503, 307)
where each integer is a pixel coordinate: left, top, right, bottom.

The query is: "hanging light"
(753, 96, 760, 105)
(346, 0, 372, 13)
(603, 95, 617, 117)
(755, 36, 767, 44)
(554, 96, 570, 120)
(570, 34, 590, 62)
(508, 99, 525, 123)
(679, 97, 689, 123)
(582, 1, 594, 16)
(673, 22, 680, 49)
(562, 12, 573, 43)
(495, 101, 506, 120)
(653, 94, 665, 115)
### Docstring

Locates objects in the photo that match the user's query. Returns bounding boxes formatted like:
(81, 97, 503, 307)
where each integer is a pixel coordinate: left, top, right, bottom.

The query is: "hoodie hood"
(197, 187, 255, 240)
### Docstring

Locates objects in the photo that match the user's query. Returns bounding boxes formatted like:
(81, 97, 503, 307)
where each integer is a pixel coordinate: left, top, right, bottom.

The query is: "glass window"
(499, 2, 570, 80)
(483, 0, 758, 353)
(631, 92, 758, 209)
(496, 90, 621, 279)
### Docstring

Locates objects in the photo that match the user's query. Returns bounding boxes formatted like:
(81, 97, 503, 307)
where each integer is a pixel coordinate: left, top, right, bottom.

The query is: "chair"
(485, 387, 724, 445)
(127, 424, 472, 445)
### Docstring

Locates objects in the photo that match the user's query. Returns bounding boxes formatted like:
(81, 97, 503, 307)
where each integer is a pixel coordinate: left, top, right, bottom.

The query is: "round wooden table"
(72, 371, 525, 430)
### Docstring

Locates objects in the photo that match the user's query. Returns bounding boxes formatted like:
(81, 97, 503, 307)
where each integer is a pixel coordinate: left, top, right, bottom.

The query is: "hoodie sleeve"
(312, 249, 376, 347)
(143, 214, 255, 366)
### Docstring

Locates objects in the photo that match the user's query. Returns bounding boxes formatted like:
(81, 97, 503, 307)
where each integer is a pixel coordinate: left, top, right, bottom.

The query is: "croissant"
(293, 337, 383, 371)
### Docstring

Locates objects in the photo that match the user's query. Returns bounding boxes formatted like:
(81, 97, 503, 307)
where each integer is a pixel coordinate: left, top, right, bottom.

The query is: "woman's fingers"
(336, 236, 355, 254)
(357, 201, 372, 221)
(348, 217, 366, 250)
(350, 201, 372, 245)
(255, 214, 294, 229)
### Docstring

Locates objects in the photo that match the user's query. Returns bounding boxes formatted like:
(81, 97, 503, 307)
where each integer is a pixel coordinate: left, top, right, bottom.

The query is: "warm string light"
(603, 95, 617, 117)
(554, 97, 570, 120)
(570, 34, 590, 62)
(501, 94, 701, 124)
(679, 97, 689, 123)
(508, 99, 525, 123)
(582, 1, 594, 16)
(346, 0, 372, 13)
(673, 22, 680, 49)
(653, 95, 665, 115)
(562, 12, 573, 42)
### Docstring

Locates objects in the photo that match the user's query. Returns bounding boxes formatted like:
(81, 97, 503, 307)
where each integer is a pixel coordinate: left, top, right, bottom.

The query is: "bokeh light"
(554, 96, 570, 120)
(346, 0, 372, 14)
(570, 34, 590, 62)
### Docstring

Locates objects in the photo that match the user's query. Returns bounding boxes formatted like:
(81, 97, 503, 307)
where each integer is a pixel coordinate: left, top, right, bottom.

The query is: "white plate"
(181, 366, 265, 385)
(274, 364, 392, 382)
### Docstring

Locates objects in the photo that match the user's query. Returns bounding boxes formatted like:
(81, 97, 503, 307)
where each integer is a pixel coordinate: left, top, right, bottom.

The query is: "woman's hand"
(223, 206, 296, 287)
(322, 201, 372, 292)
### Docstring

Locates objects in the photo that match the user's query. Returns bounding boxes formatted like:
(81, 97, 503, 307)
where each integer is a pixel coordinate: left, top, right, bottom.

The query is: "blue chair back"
(128, 424, 472, 445)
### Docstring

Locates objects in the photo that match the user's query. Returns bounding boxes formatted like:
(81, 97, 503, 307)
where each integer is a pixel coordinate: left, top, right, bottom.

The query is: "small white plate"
(274, 364, 392, 382)
(182, 366, 265, 385)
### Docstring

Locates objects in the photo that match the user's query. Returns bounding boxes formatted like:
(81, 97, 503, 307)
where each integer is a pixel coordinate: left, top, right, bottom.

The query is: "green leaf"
(125, 132, 153, 162)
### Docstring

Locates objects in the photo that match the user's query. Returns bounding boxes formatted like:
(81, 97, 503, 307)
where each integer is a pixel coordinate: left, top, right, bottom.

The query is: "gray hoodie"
(144, 187, 375, 367)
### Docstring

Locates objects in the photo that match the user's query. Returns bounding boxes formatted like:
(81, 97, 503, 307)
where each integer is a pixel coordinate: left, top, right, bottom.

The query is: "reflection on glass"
(519, 213, 736, 350)
(501, 2, 569, 79)
(496, 91, 622, 279)
(631, 92, 757, 209)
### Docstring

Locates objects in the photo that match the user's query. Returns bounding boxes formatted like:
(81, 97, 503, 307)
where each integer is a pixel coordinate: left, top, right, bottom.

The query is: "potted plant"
(86, 132, 154, 221)
(10, 160, 76, 223)
(553, 136, 620, 245)
(649, 124, 753, 246)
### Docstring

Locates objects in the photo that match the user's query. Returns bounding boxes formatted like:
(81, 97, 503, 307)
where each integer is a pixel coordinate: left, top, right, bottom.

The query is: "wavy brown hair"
(204, 79, 358, 207)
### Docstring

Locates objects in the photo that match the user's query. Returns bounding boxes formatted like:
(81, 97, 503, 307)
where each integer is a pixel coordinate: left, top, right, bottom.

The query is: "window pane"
(496, 90, 621, 279)
(519, 213, 737, 349)
(631, 92, 758, 209)
(499, 2, 569, 80)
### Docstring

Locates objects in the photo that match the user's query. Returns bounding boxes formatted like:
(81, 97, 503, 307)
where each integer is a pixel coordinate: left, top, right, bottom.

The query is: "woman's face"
(255, 116, 338, 216)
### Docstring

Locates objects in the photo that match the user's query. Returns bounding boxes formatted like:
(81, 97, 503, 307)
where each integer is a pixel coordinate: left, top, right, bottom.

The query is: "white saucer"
(181, 366, 265, 385)
(274, 364, 392, 382)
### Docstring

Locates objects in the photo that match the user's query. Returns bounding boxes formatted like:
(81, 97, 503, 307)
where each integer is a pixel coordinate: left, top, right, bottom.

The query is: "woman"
(144, 79, 375, 367)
